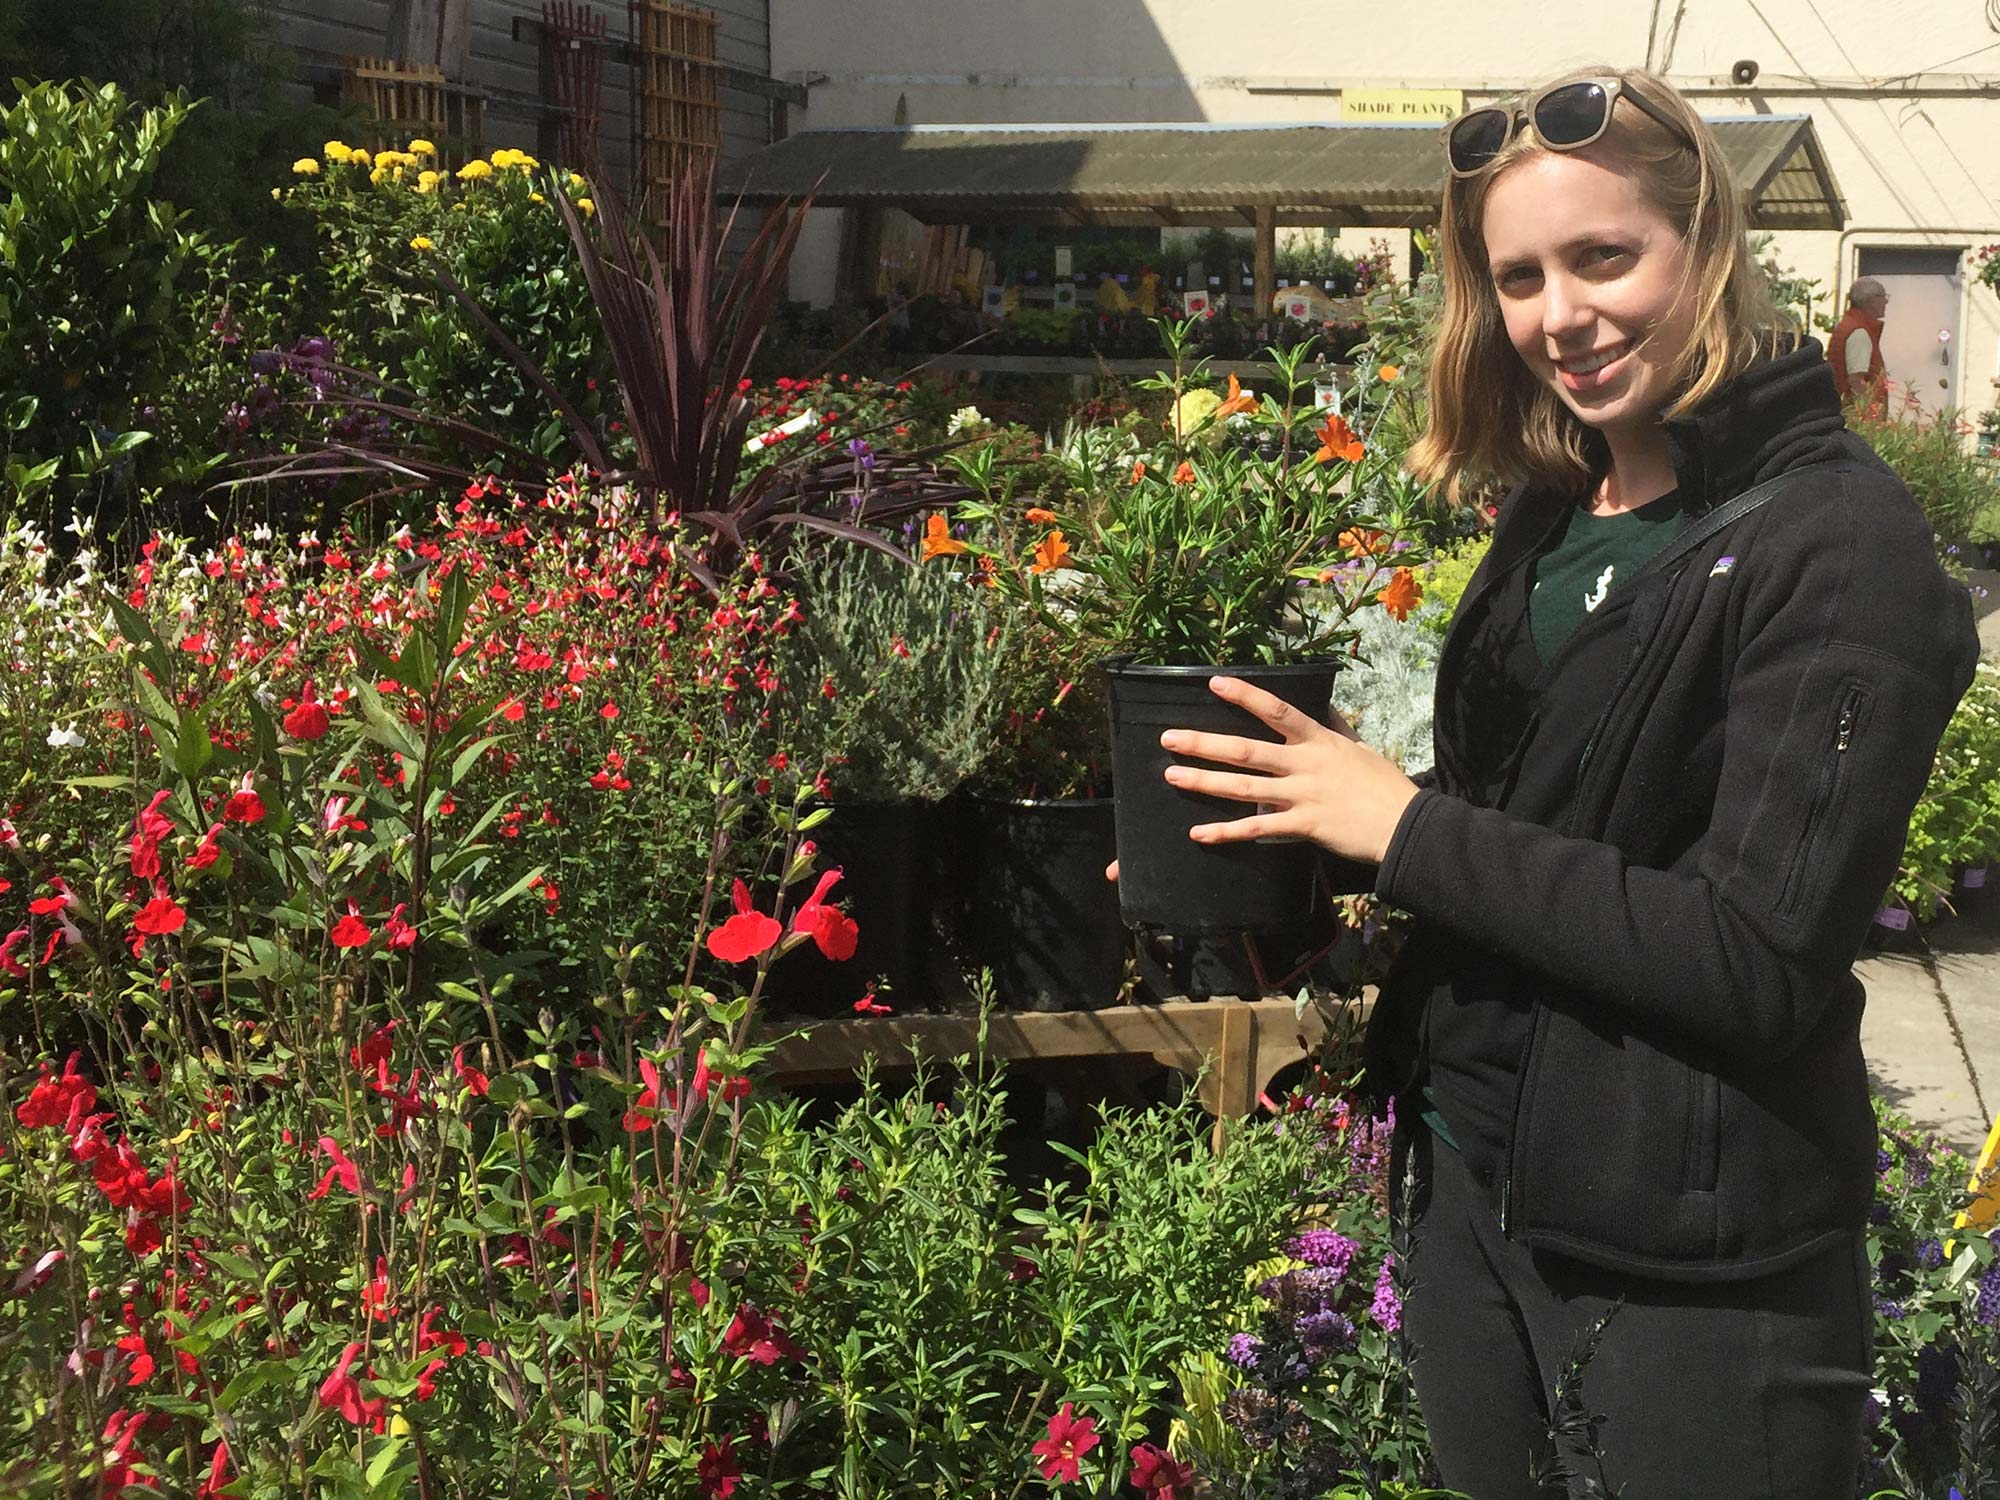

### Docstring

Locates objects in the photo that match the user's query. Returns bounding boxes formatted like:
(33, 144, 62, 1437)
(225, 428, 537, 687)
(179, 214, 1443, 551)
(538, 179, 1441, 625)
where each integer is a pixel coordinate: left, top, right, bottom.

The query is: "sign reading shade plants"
(939, 317, 1431, 934)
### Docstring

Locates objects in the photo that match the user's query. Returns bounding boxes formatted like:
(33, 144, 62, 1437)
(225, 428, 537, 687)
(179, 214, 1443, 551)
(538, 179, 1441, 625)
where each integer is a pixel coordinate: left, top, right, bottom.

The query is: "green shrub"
(1848, 405, 2000, 549)
(1896, 660, 2000, 919)
(0, 80, 197, 513)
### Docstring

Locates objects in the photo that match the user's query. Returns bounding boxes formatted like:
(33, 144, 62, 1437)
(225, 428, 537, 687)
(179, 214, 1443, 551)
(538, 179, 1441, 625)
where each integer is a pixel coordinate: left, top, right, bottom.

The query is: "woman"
(1128, 65, 1980, 1496)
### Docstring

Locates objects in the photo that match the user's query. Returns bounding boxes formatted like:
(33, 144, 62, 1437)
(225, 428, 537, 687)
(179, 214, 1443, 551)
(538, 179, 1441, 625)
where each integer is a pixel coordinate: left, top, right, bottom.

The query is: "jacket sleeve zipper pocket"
(1777, 685, 1866, 919)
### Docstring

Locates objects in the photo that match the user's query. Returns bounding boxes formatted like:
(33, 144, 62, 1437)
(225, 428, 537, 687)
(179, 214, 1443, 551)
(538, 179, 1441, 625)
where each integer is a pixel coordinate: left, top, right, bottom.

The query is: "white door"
(1857, 246, 1966, 420)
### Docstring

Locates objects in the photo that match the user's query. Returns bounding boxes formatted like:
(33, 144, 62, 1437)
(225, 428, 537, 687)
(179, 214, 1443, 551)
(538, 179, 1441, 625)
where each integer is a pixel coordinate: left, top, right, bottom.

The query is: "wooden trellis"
(539, 1, 608, 174)
(340, 56, 483, 163)
(630, 0, 721, 235)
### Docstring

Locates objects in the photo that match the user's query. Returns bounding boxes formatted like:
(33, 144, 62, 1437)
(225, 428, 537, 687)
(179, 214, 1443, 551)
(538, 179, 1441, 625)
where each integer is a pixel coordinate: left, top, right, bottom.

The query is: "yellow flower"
(291, 157, 320, 176)
(409, 235, 435, 252)
(349, 147, 372, 167)
(577, 197, 595, 218)
(567, 171, 587, 190)
(529, 191, 545, 204)
(490, 147, 539, 172)
(408, 138, 438, 158)
(415, 170, 439, 194)
(323, 140, 352, 164)
(270, 186, 281, 200)
(457, 159, 492, 181)
(369, 166, 387, 186)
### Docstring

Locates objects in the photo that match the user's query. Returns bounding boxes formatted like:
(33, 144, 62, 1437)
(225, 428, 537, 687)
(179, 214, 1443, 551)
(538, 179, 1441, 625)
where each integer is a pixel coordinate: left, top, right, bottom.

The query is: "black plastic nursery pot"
(1863, 900, 1925, 954)
(1955, 864, 1991, 919)
(763, 799, 929, 1017)
(1101, 655, 1375, 935)
(963, 794, 1126, 1012)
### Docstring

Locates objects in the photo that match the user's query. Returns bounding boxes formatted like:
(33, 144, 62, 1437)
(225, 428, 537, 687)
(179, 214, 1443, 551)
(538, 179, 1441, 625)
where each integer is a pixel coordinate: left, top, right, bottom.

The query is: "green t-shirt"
(1529, 487, 1685, 662)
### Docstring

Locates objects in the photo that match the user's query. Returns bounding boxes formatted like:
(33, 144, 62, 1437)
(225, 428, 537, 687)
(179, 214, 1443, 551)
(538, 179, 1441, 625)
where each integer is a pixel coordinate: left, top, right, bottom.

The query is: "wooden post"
(1253, 204, 1277, 322)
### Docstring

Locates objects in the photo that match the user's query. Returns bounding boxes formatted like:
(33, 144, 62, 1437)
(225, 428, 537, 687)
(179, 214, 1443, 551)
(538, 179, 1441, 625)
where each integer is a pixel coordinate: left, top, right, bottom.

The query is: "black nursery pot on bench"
(1101, 656, 1374, 936)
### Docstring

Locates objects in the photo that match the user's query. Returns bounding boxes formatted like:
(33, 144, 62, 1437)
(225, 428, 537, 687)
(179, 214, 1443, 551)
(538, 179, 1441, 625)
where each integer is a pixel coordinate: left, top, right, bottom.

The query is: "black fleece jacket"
(1362, 340, 1981, 1282)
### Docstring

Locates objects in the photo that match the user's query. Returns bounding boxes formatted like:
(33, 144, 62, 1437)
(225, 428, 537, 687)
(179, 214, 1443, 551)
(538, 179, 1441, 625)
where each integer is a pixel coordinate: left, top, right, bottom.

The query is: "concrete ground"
(1858, 567, 2000, 1158)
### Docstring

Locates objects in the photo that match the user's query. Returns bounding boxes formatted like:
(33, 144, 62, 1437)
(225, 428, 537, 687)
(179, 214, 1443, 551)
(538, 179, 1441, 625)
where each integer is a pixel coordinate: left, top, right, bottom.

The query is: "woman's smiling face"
(1481, 147, 1699, 440)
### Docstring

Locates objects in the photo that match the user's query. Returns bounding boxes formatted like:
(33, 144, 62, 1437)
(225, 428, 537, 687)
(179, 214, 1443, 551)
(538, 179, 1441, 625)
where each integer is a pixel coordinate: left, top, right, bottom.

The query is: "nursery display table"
(758, 994, 1359, 1155)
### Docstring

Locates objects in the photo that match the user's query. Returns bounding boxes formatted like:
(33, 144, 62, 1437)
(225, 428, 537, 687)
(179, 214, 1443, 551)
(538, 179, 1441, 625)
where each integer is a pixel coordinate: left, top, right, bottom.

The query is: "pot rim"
(967, 790, 1116, 810)
(1098, 652, 1343, 679)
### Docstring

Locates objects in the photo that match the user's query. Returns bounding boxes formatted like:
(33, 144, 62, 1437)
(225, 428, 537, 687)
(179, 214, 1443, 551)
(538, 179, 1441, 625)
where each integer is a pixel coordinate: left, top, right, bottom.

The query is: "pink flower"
(705, 879, 781, 964)
(1031, 1403, 1100, 1484)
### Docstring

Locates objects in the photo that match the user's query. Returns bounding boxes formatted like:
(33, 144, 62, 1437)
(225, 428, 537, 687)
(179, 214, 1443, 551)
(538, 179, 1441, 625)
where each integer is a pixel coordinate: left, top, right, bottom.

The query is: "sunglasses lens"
(1449, 111, 1512, 172)
(1533, 81, 1611, 146)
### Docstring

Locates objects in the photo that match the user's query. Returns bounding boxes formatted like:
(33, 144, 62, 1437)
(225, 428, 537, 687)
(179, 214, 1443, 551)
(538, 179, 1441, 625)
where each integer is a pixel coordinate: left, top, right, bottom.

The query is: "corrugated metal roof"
(716, 117, 1846, 229)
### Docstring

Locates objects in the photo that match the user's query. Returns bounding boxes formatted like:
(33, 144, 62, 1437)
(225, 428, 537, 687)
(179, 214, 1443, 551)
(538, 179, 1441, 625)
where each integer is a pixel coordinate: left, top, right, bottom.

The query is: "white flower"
(946, 404, 987, 436)
(46, 723, 85, 750)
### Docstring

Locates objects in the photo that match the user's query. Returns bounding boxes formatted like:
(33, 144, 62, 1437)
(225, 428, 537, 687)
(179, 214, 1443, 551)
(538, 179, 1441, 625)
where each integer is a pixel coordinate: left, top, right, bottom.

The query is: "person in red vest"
(1828, 276, 1890, 416)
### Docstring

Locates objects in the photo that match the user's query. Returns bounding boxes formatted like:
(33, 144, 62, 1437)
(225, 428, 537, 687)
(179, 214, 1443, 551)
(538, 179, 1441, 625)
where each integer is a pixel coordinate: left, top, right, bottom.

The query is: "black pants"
(1389, 1117, 1873, 1499)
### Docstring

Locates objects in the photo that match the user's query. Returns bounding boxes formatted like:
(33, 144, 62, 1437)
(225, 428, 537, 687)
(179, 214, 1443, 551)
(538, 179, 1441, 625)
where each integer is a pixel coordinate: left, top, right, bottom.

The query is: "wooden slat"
(630, 0, 720, 235)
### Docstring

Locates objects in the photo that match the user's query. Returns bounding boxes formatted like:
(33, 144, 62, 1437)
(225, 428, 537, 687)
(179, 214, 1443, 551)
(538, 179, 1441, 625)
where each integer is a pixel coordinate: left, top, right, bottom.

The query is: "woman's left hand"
(1160, 675, 1422, 866)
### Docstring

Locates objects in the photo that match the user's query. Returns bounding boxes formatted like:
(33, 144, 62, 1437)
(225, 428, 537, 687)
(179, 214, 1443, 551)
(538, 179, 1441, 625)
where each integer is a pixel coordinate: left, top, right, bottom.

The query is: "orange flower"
(973, 554, 999, 589)
(1313, 413, 1365, 464)
(1338, 527, 1389, 558)
(1030, 529, 1071, 574)
(1215, 372, 1257, 417)
(922, 513, 968, 560)
(1130, 459, 1147, 484)
(1379, 566, 1422, 622)
(1378, 364, 1401, 382)
(1025, 506, 1057, 524)
(1171, 460, 1197, 485)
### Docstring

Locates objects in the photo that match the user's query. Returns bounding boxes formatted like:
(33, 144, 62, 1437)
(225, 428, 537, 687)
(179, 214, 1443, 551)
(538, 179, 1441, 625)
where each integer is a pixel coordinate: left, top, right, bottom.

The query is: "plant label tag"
(1054, 245, 1072, 278)
(1967, 867, 1988, 889)
(1876, 906, 1911, 931)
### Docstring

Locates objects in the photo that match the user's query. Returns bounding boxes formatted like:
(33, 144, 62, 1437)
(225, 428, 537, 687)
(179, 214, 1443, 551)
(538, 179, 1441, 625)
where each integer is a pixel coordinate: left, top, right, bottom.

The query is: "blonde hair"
(1405, 64, 1786, 506)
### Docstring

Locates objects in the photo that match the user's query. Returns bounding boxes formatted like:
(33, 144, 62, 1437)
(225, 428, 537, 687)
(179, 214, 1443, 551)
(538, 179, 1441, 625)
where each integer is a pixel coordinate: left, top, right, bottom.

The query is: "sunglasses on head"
(1442, 77, 1697, 177)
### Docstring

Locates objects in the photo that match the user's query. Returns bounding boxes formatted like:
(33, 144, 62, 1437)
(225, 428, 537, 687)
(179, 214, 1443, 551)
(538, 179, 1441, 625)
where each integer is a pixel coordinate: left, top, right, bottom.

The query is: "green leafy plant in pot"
(946, 316, 1432, 937)
(766, 535, 1017, 1013)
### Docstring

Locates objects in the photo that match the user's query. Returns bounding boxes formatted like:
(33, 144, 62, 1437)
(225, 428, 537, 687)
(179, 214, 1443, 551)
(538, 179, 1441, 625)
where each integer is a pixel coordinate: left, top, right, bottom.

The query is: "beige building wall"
(770, 0, 2000, 423)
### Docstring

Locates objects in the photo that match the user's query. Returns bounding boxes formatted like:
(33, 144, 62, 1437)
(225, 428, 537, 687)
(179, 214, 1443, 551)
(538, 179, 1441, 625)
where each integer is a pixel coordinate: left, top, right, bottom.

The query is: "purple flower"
(1294, 1308, 1357, 1361)
(1226, 1332, 1264, 1369)
(1370, 1254, 1402, 1333)
(1917, 1237, 1945, 1270)
(1871, 1294, 1905, 1320)
(1976, 1261, 2000, 1326)
(1875, 1148, 1895, 1175)
(1285, 1229, 1358, 1277)
(847, 437, 875, 470)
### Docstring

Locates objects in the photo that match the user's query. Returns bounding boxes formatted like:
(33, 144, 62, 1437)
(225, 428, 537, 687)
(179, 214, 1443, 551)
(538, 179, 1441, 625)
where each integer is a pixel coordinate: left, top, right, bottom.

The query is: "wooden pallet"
(756, 995, 1357, 1156)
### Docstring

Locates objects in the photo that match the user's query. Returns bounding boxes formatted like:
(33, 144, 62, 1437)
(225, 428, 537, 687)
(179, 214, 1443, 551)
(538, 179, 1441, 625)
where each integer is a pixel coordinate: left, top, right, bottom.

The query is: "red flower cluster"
(17, 1053, 186, 1255)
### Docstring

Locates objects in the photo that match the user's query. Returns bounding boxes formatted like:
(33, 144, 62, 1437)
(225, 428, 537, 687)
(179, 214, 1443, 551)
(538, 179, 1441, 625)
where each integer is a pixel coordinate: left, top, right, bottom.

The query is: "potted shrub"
(765, 535, 1017, 1014)
(943, 318, 1429, 937)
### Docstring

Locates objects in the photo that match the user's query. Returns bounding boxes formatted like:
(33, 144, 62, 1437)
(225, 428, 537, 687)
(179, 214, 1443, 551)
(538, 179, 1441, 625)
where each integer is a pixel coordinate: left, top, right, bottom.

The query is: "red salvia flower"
(283, 695, 331, 741)
(133, 888, 187, 938)
(705, 879, 781, 964)
(350, 1020, 397, 1072)
(223, 785, 266, 824)
(317, 1341, 388, 1429)
(383, 903, 418, 952)
(789, 867, 860, 962)
(330, 903, 372, 949)
(451, 1043, 489, 1097)
(306, 1136, 362, 1200)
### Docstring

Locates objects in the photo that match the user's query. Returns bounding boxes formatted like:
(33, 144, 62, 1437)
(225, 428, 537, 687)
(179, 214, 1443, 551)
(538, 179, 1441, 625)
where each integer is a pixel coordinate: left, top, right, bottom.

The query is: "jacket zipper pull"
(1500, 1178, 1510, 1235)
(1837, 700, 1856, 753)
